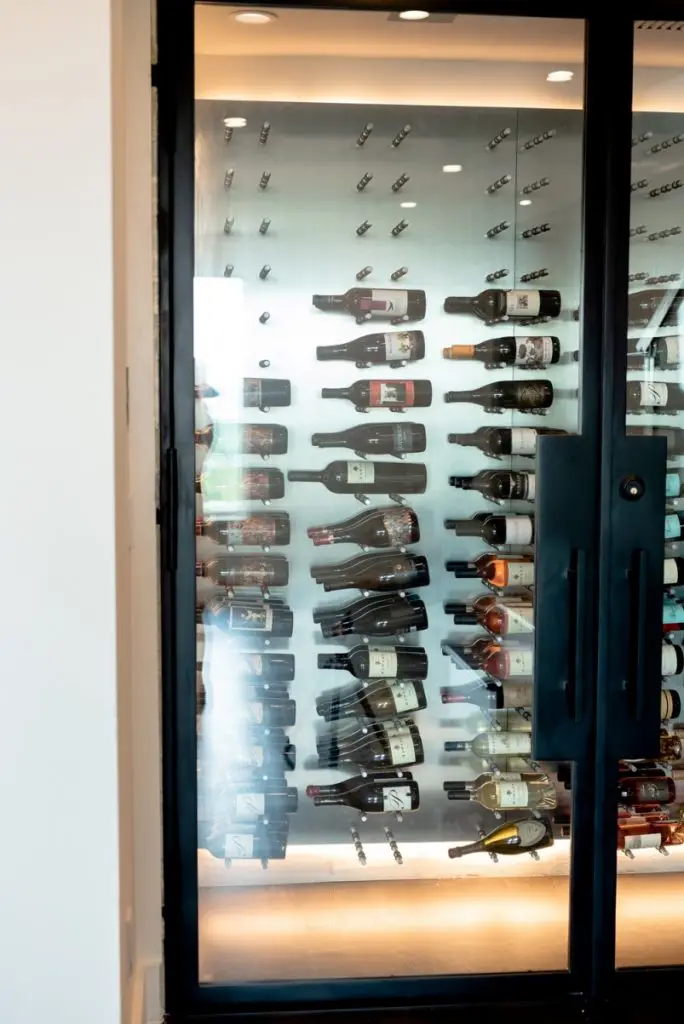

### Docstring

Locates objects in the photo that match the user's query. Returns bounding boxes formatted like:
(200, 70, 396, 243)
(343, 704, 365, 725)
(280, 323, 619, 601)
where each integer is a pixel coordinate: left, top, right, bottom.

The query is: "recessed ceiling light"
(547, 69, 574, 82)
(399, 10, 430, 20)
(519, 199, 532, 206)
(443, 164, 462, 173)
(223, 117, 247, 128)
(233, 9, 276, 24)
(400, 201, 417, 208)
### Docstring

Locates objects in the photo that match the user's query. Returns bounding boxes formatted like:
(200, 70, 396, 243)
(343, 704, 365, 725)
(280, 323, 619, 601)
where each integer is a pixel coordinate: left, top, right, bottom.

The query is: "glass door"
(189, 3, 592, 994)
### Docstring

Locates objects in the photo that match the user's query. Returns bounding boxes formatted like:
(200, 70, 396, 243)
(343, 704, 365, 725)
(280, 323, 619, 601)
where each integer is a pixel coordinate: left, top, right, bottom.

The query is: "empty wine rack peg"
(259, 171, 271, 190)
(224, 264, 234, 278)
(649, 180, 684, 197)
(486, 174, 512, 195)
(391, 219, 409, 237)
(521, 177, 550, 195)
(485, 221, 510, 239)
(350, 826, 367, 866)
(391, 173, 410, 192)
(391, 266, 409, 281)
(649, 133, 684, 154)
(631, 179, 649, 192)
(632, 131, 654, 146)
(391, 124, 412, 148)
(646, 273, 681, 285)
(223, 216, 234, 235)
(520, 268, 549, 283)
(356, 122, 373, 147)
(648, 226, 682, 240)
(356, 266, 373, 281)
(356, 172, 373, 192)
(630, 225, 648, 237)
(520, 129, 556, 151)
(521, 223, 551, 239)
(356, 220, 372, 237)
(259, 265, 271, 280)
(259, 122, 271, 145)
(223, 126, 233, 143)
(259, 218, 271, 235)
(224, 168, 235, 189)
(384, 827, 404, 865)
(259, 312, 270, 324)
(628, 271, 650, 282)
(485, 268, 509, 283)
(486, 127, 511, 151)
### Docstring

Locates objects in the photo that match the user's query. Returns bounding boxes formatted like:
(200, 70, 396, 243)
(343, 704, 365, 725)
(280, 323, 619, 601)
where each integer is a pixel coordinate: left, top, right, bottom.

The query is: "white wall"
(0, 1, 160, 1022)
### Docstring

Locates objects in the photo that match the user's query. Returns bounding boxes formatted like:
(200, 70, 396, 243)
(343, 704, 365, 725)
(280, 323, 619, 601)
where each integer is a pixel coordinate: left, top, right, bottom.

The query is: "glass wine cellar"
(158, 3, 684, 1019)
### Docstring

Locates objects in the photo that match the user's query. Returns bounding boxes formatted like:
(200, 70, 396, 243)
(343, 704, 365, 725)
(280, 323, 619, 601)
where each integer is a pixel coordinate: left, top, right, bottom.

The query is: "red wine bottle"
(316, 330, 425, 367)
(316, 719, 424, 768)
(445, 379, 553, 411)
(450, 470, 535, 502)
(196, 513, 291, 548)
(196, 555, 289, 588)
(447, 426, 566, 459)
(243, 378, 291, 410)
(196, 464, 285, 502)
(627, 381, 684, 413)
(443, 289, 561, 321)
(311, 422, 426, 458)
(307, 775, 420, 814)
(445, 514, 534, 546)
(228, 652, 295, 683)
(628, 336, 681, 370)
(627, 289, 684, 328)
(195, 422, 288, 458)
(618, 774, 676, 806)
(205, 598, 294, 638)
(316, 678, 427, 722)
(307, 506, 419, 549)
(312, 288, 426, 321)
(628, 426, 684, 456)
(314, 593, 428, 638)
(317, 644, 428, 680)
(322, 379, 432, 412)
(288, 460, 427, 494)
(443, 336, 560, 368)
(311, 551, 429, 593)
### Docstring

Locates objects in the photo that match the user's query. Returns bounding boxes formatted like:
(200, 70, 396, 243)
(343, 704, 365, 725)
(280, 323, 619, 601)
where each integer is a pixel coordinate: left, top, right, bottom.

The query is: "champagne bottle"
(307, 506, 419, 549)
(445, 595, 534, 635)
(218, 783, 298, 822)
(317, 719, 424, 769)
(311, 422, 426, 458)
(627, 336, 681, 371)
(314, 593, 428, 638)
(664, 558, 684, 586)
(195, 422, 288, 458)
(446, 553, 535, 589)
(448, 426, 566, 459)
(618, 775, 676, 806)
(445, 771, 557, 812)
(204, 598, 294, 638)
(441, 681, 533, 709)
(227, 652, 295, 683)
(448, 817, 554, 859)
(443, 289, 561, 321)
(311, 551, 429, 593)
(627, 381, 684, 414)
(443, 336, 560, 369)
(312, 288, 427, 321)
(450, 470, 535, 502)
(196, 513, 291, 548)
(307, 776, 420, 814)
(243, 378, 291, 409)
(445, 514, 535, 546)
(627, 426, 684, 457)
(316, 678, 427, 722)
(445, 379, 553, 412)
(316, 330, 425, 367)
(321, 379, 432, 412)
(445, 729, 532, 758)
(317, 644, 428, 680)
(288, 461, 427, 495)
(627, 289, 684, 328)
(197, 463, 285, 502)
(197, 555, 289, 588)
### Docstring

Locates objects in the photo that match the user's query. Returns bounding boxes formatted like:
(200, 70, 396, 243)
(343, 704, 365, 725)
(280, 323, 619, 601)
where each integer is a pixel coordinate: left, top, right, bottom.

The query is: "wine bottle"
(197, 555, 289, 588)
(443, 336, 560, 369)
(316, 678, 427, 722)
(312, 288, 427, 321)
(663, 595, 684, 631)
(661, 689, 682, 721)
(656, 729, 683, 760)
(627, 426, 684, 457)
(448, 817, 553, 859)
(627, 336, 681, 370)
(306, 776, 420, 814)
(288, 461, 427, 495)
(450, 470, 535, 502)
(667, 471, 684, 498)
(307, 506, 420, 549)
(665, 558, 684, 586)
(316, 330, 425, 367)
(448, 426, 566, 459)
(317, 719, 424, 769)
(445, 595, 534, 636)
(243, 378, 291, 410)
(446, 553, 535, 589)
(445, 771, 557, 812)
(211, 826, 289, 863)
(224, 731, 296, 772)
(311, 551, 429, 593)
(219, 783, 298, 822)
(204, 598, 294, 638)
(441, 681, 533, 709)
(238, 697, 296, 728)
(665, 511, 684, 540)
(311, 422, 426, 458)
(195, 422, 288, 458)
(445, 379, 553, 412)
(196, 513, 291, 548)
(445, 514, 534, 546)
(445, 729, 532, 758)
(618, 819, 684, 853)
(314, 593, 428, 638)
(321, 379, 432, 412)
(442, 640, 534, 680)
(317, 644, 428, 680)
(443, 289, 561, 322)
(197, 463, 285, 502)
(627, 289, 684, 328)
(618, 775, 676, 806)
(627, 381, 684, 413)
(442, 635, 500, 668)
(228, 652, 295, 683)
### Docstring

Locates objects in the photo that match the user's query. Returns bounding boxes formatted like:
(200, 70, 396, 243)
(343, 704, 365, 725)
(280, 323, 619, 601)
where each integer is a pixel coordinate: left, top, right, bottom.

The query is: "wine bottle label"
(390, 681, 419, 713)
(663, 597, 684, 624)
(369, 381, 415, 407)
(505, 649, 535, 676)
(382, 508, 415, 546)
(388, 731, 417, 765)
(347, 461, 376, 485)
(631, 779, 672, 803)
(496, 780, 529, 808)
(384, 331, 416, 360)
(514, 337, 554, 366)
(661, 644, 679, 676)
(243, 425, 275, 454)
(665, 514, 682, 540)
(510, 473, 535, 500)
(515, 819, 548, 847)
(243, 379, 263, 407)
(502, 683, 534, 707)
(510, 428, 537, 455)
(222, 518, 277, 545)
(502, 606, 534, 633)
(666, 472, 682, 498)
(516, 382, 551, 411)
(249, 745, 265, 767)
(368, 647, 398, 677)
(234, 792, 266, 817)
(638, 381, 669, 407)
(623, 832, 662, 850)
(392, 424, 417, 452)
(486, 732, 532, 755)
(236, 654, 263, 676)
(664, 559, 679, 585)
(360, 290, 409, 317)
(228, 604, 274, 632)
(224, 834, 254, 859)
(228, 559, 274, 585)
(504, 516, 534, 545)
(382, 785, 414, 811)
(506, 561, 535, 586)
(506, 291, 541, 317)
(246, 701, 264, 724)
(664, 337, 680, 366)
(662, 690, 676, 719)
(241, 470, 273, 500)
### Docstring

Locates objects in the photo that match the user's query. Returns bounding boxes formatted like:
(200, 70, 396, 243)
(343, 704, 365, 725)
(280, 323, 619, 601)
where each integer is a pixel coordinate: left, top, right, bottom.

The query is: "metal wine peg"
(259, 171, 271, 190)
(631, 179, 649, 192)
(486, 127, 512, 151)
(259, 122, 271, 145)
(649, 133, 684, 154)
(520, 268, 549, 282)
(356, 123, 374, 147)
(657, 845, 670, 856)
(224, 264, 234, 278)
(224, 126, 234, 143)
(485, 220, 510, 239)
(355, 313, 372, 324)
(354, 492, 372, 505)
(520, 129, 556, 151)
(356, 172, 373, 192)
(628, 271, 649, 281)
(478, 827, 498, 864)
(486, 174, 512, 195)
(623, 847, 635, 860)
(391, 124, 411, 148)
(259, 264, 271, 280)
(521, 223, 551, 239)
(390, 315, 410, 326)
(521, 177, 550, 195)
(223, 216, 234, 234)
(356, 265, 373, 281)
(384, 827, 403, 865)
(356, 220, 372, 236)
(391, 219, 409, 237)
(391, 173, 410, 192)
(630, 225, 648, 237)
(485, 268, 509, 283)
(350, 826, 367, 865)
(388, 492, 407, 505)
(391, 266, 408, 281)
(258, 359, 270, 368)
(224, 168, 235, 189)
(632, 131, 653, 146)
(646, 273, 680, 284)
(259, 312, 270, 324)
(259, 217, 271, 235)
(648, 226, 681, 240)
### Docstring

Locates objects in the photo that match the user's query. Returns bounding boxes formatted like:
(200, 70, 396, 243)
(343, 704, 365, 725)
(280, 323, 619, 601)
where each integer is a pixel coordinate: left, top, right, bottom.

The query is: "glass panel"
(193, 6, 584, 985)
(617, 22, 684, 970)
